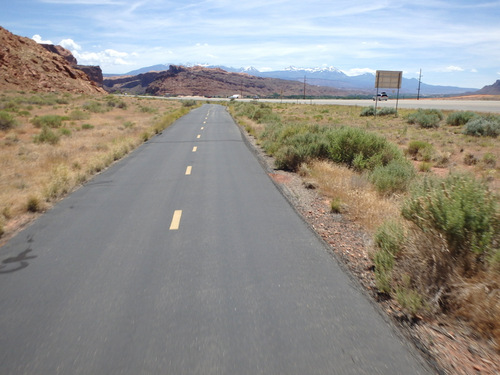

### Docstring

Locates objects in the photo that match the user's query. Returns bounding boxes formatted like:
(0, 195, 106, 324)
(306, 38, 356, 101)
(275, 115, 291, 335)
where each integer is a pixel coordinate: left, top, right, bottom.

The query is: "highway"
(177, 95, 500, 113)
(0, 104, 433, 374)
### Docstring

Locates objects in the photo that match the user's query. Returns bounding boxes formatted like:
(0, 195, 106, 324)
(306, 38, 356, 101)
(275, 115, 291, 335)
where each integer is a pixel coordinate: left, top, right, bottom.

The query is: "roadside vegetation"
(0, 92, 196, 241)
(231, 100, 500, 352)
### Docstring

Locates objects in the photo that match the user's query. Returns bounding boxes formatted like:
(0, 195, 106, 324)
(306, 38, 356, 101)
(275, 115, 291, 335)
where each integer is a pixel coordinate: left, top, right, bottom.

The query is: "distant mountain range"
(103, 65, 360, 98)
(107, 64, 479, 96)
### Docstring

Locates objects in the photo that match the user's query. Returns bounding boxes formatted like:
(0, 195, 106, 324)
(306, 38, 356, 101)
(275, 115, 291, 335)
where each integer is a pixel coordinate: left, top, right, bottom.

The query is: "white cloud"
(60, 39, 82, 51)
(73, 48, 132, 67)
(32, 34, 53, 44)
(440, 66, 465, 72)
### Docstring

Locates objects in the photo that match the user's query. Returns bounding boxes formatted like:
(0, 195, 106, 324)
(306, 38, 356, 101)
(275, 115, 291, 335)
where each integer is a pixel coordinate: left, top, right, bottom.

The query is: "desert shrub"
(360, 106, 376, 116)
(273, 129, 331, 170)
(360, 106, 397, 117)
(463, 115, 500, 137)
(369, 158, 416, 195)
(446, 111, 476, 126)
(375, 219, 405, 256)
(26, 196, 42, 212)
(59, 128, 71, 136)
(377, 107, 397, 116)
(69, 109, 90, 121)
(139, 105, 157, 113)
(395, 282, 423, 315)
(236, 102, 280, 124)
(81, 123, 94, 130)
(407, 109, 443, 128)
(463, 153, 478, 165)
(406, 140, 433, 161)
(418, 162, 432, 172)
(261, 122, 404, 172)
(327, 126, 404, 171)
(373, 220, 405, 294)
(181, 99, 197, 107)
(0, 111, 18, 130)
(33, 126, 60, 145)
(482, 153, 496, 168)
(83, 100, 109, 113)
(402, 173, 499, 273)
(31, 114, 66, 128)
(105, 96, 127, 109)
(0, 100, 20, 112)
(330, 198, 342, 213)
(44, 165, 71, 200)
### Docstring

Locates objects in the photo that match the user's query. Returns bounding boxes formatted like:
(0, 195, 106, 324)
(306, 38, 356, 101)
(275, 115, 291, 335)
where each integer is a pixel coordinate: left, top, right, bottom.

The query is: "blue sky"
(2, 0, 500, 88)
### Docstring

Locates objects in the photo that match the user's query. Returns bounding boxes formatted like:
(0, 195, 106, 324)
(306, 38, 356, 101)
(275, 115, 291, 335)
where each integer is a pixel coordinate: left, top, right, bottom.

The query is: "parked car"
(373, 92, 388, 101)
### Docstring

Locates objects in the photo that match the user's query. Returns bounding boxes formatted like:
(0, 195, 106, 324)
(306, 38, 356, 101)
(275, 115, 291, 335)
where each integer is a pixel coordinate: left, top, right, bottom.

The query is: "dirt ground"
(242, 126, 500, 375)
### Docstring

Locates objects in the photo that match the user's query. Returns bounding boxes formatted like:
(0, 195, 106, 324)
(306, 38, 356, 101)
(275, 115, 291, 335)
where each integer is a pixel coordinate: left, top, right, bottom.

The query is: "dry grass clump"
(0, 92, 188, 240)
(400, 224, 500, 350)
(304, 160, 398, 233)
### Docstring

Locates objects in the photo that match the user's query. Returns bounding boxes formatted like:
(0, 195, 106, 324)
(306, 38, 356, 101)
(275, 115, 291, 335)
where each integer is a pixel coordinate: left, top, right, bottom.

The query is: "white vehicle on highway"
(373, 92, 388, 101)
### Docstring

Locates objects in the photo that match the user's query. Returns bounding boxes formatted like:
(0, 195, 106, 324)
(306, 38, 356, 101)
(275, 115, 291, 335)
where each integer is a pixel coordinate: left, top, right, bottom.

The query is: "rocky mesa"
(105, 65, 362, 97)
(0, 26, 105, 94)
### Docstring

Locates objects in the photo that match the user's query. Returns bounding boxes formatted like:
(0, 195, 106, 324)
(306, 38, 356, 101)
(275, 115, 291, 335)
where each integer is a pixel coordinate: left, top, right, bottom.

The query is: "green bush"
(407, 109, 443, 128)
(406, 140, 433, 161)
(402, 173, 499, 269)
(59, 128, 71, 136)
(33, 126, 60, 145)
(327, 126, 403, 171)
(377, 107, 397, 116)
(139, 105, 157, 113)
(373, 220, 405, 294)
(81, 123, 94, 130)
(260, 122, 405, 172)
(360, 106, 397, 117)
(181, 99, 197, 107)
(0, 111, 18, 130)
(69, 109, 90, 121)
(83, 100, 109, 113)
(236, 102, 281, 124)
(360, 106, 376, 116)
(369, 158, 416, 195)
(375, 220, 405, 256)
(31, 114, 66, 128)
(105, 96, 127, 109)
(446, 111, 476, 126)
(463, 115, 500, 137)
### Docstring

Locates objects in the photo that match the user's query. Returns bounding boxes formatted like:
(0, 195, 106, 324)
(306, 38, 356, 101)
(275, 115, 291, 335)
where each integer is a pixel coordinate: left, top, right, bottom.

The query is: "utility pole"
(417, 69, 422, 100)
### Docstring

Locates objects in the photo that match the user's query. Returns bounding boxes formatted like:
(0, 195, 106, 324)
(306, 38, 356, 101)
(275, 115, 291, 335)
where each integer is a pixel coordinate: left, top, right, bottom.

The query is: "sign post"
(374, 70, 402, 116)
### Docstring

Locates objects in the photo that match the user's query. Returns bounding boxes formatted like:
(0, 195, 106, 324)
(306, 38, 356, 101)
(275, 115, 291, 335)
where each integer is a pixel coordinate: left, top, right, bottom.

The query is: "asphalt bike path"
(0, 104, 433, 374)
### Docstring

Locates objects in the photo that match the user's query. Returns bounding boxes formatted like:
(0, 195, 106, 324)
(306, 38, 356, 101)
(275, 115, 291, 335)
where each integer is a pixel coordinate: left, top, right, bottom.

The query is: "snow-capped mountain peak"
(284, 66, 343, 73)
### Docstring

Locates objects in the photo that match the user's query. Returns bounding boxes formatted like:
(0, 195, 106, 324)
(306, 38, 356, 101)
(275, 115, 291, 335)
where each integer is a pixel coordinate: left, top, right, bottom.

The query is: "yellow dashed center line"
(185, 166, 192, 175)
(201, 127, 204, 130)
(197, 134, 201, 139)
(192, 146, 197, 152)
(169, 210, 182, 230)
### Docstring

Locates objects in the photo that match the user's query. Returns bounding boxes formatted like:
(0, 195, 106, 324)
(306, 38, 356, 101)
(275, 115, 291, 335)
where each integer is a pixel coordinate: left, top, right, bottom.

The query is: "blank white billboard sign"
(375, 70, 402, 89)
